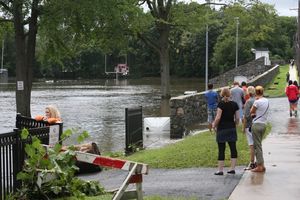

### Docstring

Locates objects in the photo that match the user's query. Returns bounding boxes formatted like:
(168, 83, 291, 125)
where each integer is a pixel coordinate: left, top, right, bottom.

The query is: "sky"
(190, 0, 299, 17)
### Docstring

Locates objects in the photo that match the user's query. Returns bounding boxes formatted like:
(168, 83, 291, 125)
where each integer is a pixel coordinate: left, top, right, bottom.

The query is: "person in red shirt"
(286, 80, 299, 117)
(241, 81, 250, 102)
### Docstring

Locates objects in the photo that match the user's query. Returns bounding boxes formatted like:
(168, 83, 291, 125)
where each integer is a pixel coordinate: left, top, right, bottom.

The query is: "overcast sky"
(190, 0, 298, 17)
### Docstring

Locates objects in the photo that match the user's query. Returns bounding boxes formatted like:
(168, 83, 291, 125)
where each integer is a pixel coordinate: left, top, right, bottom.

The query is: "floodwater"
(0, 78, 204, 152)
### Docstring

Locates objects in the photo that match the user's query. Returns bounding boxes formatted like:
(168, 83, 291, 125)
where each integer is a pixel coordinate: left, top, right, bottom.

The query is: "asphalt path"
(79, 97, 293, 199)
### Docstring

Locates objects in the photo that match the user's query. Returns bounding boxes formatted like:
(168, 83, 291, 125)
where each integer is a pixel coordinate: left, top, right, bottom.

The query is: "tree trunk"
(158, 24, 171, 99)
(13, 0, 39, 117)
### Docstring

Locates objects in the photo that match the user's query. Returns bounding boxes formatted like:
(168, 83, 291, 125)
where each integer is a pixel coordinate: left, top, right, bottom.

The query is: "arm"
(242, 113, 246, 133)
(250, 105, 257, 118)
(212, 108, 222, 130)
(235, 110, 240, 126)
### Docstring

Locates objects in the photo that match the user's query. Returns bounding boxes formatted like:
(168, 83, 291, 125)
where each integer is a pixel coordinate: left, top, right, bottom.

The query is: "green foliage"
(124, 125, 271, 168)
(264, 65, 291, 97)
(10, 129, 105, 200)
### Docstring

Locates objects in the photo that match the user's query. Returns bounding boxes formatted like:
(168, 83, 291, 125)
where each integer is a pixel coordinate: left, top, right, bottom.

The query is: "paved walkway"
(229, 67, 300, 200)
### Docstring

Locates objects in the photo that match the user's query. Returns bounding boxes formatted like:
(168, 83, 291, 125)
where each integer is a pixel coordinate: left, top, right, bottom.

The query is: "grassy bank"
(264, 64, 289, 97)
(125, 124, 271, 168)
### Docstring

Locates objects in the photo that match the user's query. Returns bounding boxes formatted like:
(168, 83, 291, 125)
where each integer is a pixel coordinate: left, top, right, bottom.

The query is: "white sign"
(49, 125, 60, 145)
(17, 81, 24, 90)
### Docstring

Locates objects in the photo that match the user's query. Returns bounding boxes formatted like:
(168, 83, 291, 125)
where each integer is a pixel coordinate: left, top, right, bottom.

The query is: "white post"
(104, 54, 107, 74)
(205, 25, 209, 91)
(235, 17, 239, 68)
(1, 39, 4, 70)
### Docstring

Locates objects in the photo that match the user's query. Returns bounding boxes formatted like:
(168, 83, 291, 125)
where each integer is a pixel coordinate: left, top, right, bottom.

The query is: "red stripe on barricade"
(93, 156, 126, 169)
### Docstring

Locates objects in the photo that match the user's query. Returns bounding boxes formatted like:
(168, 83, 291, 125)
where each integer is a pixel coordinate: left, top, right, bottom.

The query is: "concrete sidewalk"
(229, 67, 300, 200)
(229, 133, 300, 200)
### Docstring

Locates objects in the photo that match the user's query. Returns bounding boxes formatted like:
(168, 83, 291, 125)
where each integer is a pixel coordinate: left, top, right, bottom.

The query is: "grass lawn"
(125, 125, 271, 168)
(264, 64, 289, 97)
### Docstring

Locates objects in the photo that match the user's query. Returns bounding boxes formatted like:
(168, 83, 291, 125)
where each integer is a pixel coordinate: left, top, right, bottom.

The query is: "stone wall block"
(169, 64, 279, 139)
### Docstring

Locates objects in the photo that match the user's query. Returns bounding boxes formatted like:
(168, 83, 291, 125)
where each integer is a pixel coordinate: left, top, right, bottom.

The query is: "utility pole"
(235, 17, 239, 68)
(205, 25, 208, 91)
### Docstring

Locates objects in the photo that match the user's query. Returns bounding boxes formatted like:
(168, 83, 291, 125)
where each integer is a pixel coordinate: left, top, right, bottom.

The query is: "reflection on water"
(287, 118, 300, 134)
(0, 78, 205, 152)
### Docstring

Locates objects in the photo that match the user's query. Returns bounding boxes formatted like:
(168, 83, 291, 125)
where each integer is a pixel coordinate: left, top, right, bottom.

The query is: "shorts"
(207, 108, 217, 123)
(289, 99, 298, 104)
(245, 127, 254, 145)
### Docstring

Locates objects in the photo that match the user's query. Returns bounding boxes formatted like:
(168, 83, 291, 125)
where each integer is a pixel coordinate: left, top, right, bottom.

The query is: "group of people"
(286, 80, 299, 117)
(205, 81, 269, 175)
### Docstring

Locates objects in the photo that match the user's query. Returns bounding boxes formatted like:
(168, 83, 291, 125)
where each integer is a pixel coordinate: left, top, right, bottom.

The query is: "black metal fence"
(0, 114, 63, 200)
(125, 106, 143, 154)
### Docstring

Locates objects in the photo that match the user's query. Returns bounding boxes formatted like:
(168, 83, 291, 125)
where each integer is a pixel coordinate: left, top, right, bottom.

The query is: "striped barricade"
(40, 145, 149, 200)
(75, 151, 148, 200)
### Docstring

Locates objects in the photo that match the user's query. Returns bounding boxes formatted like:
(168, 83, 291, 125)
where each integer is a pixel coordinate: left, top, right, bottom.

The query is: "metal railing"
(0, 114, 63, 200)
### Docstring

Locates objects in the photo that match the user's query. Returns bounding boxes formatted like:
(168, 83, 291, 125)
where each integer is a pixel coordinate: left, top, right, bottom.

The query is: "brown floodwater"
(0, 78, 205, 152)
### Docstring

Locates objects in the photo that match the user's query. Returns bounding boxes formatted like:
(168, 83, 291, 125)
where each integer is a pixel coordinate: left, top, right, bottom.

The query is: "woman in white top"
(250, 86, 269, 172)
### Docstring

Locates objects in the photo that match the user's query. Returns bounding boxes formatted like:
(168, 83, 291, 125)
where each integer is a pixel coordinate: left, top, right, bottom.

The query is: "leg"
(215, 142, 225, 175)
(228, 141, 237, 173)
(246, 128, 255, 165)
(207, 109, 213, 131)
(251, 123, 266, 172)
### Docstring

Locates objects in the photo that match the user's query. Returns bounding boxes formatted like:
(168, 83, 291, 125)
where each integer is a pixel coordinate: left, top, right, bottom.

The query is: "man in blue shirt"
(204, 83, 219, 131)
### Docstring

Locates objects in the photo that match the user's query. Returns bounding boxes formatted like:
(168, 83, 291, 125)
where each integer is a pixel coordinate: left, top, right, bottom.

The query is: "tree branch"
(0, 1, 12, 13)
(165, 0, 173, 14)
(137, 32, 160, 53)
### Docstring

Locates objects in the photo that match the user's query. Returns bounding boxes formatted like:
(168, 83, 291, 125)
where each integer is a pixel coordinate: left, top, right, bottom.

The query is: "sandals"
(251, 166, 266, 172)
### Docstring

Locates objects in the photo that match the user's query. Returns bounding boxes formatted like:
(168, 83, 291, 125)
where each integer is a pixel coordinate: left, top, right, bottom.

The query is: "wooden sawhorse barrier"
(41, 145, 148, 199)
(76, 152, 148, 200)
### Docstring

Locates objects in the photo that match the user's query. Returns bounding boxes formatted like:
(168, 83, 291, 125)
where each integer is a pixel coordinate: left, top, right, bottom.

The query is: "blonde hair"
(220, 87, 231, 101)
(46, 105, 61, 119)
(247, 86, 255, 96)
(255, 86, 264, 96)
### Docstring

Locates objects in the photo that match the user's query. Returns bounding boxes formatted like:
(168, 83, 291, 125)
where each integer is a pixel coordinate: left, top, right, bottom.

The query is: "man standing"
(204, 83, 219, 132)
(230, 81, 245, 119)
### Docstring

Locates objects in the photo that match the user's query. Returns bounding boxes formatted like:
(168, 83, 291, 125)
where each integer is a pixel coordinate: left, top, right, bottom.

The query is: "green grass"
(264, 65, 289, 97)
(124, 125, 271, 168)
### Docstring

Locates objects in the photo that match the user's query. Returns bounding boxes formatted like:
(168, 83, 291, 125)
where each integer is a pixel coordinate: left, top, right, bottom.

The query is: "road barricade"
(42, 145, 149, 200)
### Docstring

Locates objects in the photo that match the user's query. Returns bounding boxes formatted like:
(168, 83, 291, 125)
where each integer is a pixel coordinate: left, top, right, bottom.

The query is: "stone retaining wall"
(170, 64, 279, 139)
(209, 57, 271, 88)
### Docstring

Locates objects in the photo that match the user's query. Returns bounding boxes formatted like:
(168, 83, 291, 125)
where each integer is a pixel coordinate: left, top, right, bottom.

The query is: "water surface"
(0, 78, 205, 152)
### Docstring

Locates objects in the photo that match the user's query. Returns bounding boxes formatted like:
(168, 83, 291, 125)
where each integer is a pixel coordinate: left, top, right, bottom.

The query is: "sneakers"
(295, 111, 298, 117)
(290, 111, 293, 117)
(227, 170, 235, 174)
(214, 171, 224, 176)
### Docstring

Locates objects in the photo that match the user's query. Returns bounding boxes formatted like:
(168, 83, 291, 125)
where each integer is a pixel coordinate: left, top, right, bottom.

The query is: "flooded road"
(0, 78, 204, 152)
(268, 97, 300, 135)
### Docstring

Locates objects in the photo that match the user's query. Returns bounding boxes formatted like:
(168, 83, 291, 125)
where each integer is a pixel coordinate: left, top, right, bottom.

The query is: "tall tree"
(0, 0, 131, 116)
(0, 0, 40, 116)
(137, 0, 173, 99)
(138, 0, 227, 98)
